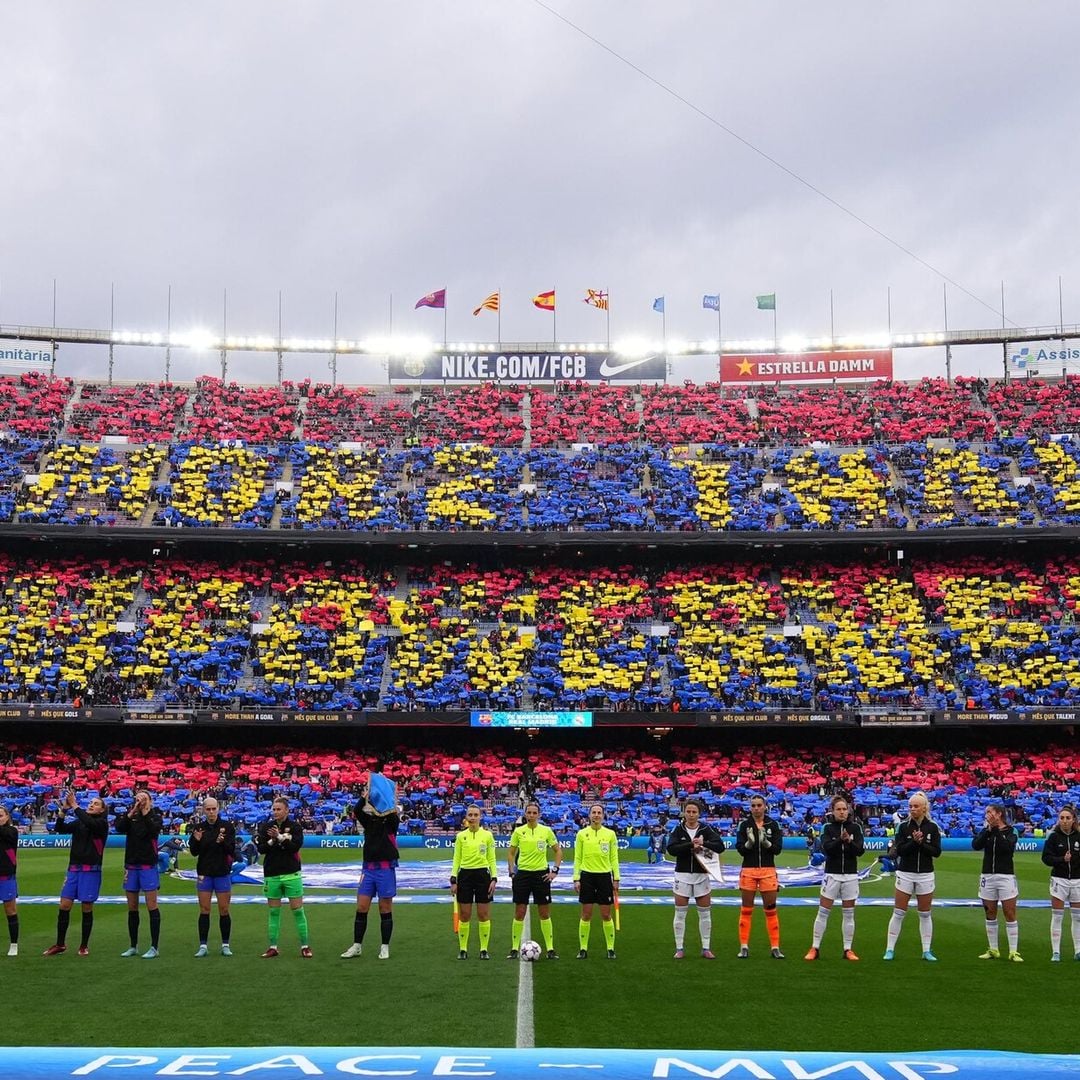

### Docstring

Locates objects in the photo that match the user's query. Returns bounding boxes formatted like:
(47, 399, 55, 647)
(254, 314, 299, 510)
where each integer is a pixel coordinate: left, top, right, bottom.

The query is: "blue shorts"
(124, 866, 161, 893)
(0, 877, 16, 903)
(358, 866, 397, 899)
(60, 868, 102, 904)
(197, 874, 233, 896)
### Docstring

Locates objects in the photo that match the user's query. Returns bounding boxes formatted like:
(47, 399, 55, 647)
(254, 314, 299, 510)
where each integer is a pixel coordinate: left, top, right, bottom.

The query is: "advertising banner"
(389, 350, 666, 383)
(11, 1045, 1078, 1080)
(720, 348, 893, 383)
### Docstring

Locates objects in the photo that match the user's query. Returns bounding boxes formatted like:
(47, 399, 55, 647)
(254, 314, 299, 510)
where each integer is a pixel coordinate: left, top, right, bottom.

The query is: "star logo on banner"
(737, 359, 754, 376)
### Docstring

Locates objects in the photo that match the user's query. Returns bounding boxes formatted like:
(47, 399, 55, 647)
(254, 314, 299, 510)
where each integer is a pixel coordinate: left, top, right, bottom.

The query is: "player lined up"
(7, 787, 1080, 963)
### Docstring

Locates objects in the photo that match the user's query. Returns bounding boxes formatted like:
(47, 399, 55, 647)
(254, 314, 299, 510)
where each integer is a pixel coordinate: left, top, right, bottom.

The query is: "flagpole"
(606, 295, 610, 348)
(497, 287, 501, 346)
(553, 296, 556, 346)
(717, 293, 723, 390)
(443, 297, 447, 347)
(389, 293, 393, 337)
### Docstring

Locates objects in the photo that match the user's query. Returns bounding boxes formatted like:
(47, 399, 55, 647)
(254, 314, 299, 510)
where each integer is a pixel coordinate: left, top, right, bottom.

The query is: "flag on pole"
(472, 292, 500, 316)
(583, 289, 609, 311)
(652, 297, 665, 314)
(703, 294, 720, 311)
(414, 288, 446, 310)
(532, 290, 556, 312)
(755, 293, 776, 310)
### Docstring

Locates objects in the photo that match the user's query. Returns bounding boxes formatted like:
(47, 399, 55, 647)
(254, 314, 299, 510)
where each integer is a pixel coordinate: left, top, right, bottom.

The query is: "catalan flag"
(532, 290, 556, 312)
(414, 288, 446, 310)
(472, 291, 500, 316)
(584, 289, 608, 311)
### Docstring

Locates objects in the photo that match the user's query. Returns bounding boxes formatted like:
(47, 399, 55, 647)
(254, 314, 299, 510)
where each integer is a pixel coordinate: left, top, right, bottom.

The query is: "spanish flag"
(532, 290, 556, 312)
(472, 291, 500, 316)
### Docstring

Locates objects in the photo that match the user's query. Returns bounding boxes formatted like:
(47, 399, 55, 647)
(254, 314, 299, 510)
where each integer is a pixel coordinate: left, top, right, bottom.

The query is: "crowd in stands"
(0, 739, 1076, 840)
(0, 553, 1078, 712)
(4, 372, 1080, 531)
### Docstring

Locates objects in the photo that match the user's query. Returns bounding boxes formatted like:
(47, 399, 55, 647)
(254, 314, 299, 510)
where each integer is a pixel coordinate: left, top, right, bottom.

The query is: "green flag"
(755, 293, 776, 311)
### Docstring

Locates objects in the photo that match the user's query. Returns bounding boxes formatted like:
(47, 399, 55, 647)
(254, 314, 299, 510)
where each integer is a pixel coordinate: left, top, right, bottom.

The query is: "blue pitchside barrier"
(9, 1046, 1080, 1079)
(12, 834, 1048, 852)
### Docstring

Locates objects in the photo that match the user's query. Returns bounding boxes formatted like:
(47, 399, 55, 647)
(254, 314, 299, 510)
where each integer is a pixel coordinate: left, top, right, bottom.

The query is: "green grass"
(7, 849, 1077, 1054)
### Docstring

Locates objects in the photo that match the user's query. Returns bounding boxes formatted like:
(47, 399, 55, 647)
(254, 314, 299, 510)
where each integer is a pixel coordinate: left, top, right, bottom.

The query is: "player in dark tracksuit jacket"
(189, 797, 237, 954)
(807, 795, 865, 960)
(342, 800, 402, 956)
(44, 791, 109, 955)
(0, 805, 19, 954)
(256, 796, 309, 956)
(1041, 804, 1080, 961)
(884, 792, 941, 961)
(734, 795, 784, 957)
(115, 790, 164, 955)
(972, 803, 1020, 960)
(665, 799, 725, 958)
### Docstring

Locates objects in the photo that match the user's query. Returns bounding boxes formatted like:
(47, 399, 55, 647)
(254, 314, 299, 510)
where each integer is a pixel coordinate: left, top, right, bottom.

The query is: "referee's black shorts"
(511, 868, 552, 906)
(456, 868, 493, 905)
(577, 870, 615, 905)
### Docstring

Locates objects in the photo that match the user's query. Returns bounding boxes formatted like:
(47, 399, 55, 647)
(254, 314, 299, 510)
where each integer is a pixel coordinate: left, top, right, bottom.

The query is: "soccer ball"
(519, 940, 542, 961)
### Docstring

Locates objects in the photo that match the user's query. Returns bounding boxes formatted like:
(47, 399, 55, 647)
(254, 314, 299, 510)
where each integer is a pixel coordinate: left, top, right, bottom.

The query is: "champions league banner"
(12, 1046, 1080, 1078)
(388, 350, 667, 383)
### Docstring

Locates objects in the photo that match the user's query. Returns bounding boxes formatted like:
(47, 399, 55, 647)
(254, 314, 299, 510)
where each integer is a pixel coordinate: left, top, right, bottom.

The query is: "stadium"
(6, 3, 1080, 1077)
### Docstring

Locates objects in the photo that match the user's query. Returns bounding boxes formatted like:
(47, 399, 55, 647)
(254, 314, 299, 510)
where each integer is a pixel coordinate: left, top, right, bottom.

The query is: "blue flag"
(702, 294, 720, 311)
(652, 296, 665, 313)
(366, 772, 398, 816)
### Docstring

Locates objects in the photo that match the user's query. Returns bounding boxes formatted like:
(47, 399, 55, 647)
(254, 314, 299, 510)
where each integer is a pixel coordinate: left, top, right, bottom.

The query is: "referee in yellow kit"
(450, 805, 498, 959)
(508, 801, 562, 959)
(573, 803, 620, 959)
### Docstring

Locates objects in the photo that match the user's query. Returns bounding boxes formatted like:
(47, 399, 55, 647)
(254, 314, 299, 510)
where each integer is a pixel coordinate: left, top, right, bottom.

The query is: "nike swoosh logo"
(598, 355, 660, 377)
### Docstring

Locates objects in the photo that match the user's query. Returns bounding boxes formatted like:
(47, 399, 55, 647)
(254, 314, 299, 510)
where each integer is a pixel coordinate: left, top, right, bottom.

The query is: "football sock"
(458, 922, 471, 952)
(984, 919, 999, 951)
(841, 907, 855, 951)
(267, 907, 281, 947)
(127, 910, 140, 948)
(478, 919, 491, 951)
(918, 910, 933, 951)
(673, 907, 687, 949)
(512, 918, 525, 950)
(80, 911, 93, 949)
(56, 908, 70, 947)
(602, 918, 616, 951)
(578, 919, 590, 951)
(380, 912, 393, 944)
(539, 917, 554, 951)
(697, 907, 712, 950)
(354, 912, 368, 944)
(292, 907, 309, 946)
(1050, 909, 1063, 953)
(198, 913, 210, 944)
(811, 906, 830, 949)
(885, 908, 906, 950)
(738, 906, 753, 947)
(149, 908, 161, 949)
(764, 906, 780, 949)
(220, 914, 232, 945)
(7, 914, 17, 944)
(1004, 920, 1018, 954)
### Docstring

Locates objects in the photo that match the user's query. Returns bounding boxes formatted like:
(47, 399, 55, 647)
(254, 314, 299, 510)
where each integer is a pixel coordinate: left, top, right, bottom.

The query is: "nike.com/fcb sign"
(720, 349, 893, 383)
(389, 352, 666, 383)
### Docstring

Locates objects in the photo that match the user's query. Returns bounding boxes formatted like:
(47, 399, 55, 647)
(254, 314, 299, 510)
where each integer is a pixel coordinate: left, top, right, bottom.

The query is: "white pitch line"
(515, 910, 535, 1049)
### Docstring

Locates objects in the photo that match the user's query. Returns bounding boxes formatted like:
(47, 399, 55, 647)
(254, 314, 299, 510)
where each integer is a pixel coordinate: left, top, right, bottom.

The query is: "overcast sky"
(2, 1, 1078, 385)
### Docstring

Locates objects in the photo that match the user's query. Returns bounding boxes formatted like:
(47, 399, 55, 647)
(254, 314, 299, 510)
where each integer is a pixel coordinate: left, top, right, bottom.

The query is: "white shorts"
(895, 871, 935, 897)
(1049, 877, 1080, 904)
(978, 873, 1018, 902)
(820, 873, 860, 902)
(673, 872, 713, 899)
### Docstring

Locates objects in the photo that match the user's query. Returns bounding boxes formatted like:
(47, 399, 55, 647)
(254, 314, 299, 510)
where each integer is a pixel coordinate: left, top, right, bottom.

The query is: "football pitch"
(7, 848, 1076, 1055)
